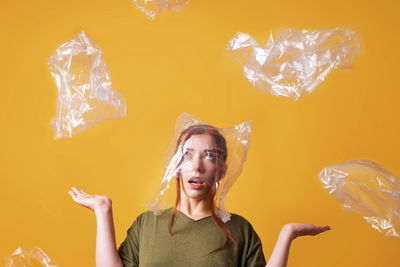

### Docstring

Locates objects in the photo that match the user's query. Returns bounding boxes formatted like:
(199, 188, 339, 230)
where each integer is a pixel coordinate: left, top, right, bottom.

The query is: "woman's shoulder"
(226, 213, 264, 250)
(226, 213, 259, 235)
(228, 213, 253, 225)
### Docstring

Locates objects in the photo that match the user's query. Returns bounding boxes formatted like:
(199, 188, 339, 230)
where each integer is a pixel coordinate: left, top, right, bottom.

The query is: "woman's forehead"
(183, 134, 216, 149)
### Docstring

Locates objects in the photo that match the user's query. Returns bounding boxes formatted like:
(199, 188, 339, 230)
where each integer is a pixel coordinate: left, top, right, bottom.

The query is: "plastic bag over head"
(319, 160, 400, 237)
(48, 31, 126, 139)
(145, 112, 252, 222)
(226, 28, 360, 101)
(133, 0, 191, 20)
(5, 247, 59, 267)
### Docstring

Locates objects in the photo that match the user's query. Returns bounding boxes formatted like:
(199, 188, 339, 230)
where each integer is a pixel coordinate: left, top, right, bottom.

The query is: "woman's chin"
(183, 189, 211, 201)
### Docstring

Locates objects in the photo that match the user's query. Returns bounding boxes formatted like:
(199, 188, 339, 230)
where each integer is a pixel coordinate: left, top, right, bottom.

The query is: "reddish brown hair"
(168, 124, 234, 254)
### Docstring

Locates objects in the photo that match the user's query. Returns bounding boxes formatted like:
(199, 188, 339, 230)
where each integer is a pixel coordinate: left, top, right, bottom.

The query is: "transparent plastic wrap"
(5, 247, 59, 267)
(48, 31, 126, 139)
(145, 112, 252, 222)
(226, 28, 360, 101)
(319, 160, 400, 237)
(133, 0, 191, 20)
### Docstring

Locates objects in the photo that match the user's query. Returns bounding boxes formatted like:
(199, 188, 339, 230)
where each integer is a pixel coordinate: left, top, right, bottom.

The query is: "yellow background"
(1, 0, 399, 266)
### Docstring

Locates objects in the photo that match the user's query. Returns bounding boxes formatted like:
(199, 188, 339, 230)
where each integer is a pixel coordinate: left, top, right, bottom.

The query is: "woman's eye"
(183, 151, 191, 158)
(205, 152, 216, 160)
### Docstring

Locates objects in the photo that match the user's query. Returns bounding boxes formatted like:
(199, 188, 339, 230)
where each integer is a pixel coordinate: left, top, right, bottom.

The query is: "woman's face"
(178, 133, 219, 200)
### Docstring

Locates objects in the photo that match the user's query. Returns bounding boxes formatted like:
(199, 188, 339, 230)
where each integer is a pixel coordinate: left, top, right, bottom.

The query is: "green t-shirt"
(118, 208, 266, 267)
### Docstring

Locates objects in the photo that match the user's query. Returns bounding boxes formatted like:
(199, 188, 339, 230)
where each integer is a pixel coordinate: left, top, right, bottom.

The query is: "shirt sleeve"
(245, 229, 266, 267)
(239, 217, 266, 267)
(118, 217, 141, 267)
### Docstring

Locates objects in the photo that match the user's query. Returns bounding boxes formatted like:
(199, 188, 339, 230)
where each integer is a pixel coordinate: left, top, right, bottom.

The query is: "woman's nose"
(191, 156, 204, 173)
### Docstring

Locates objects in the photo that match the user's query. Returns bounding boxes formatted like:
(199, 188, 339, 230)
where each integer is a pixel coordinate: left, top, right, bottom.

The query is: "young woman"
(69, 124, 329, 267)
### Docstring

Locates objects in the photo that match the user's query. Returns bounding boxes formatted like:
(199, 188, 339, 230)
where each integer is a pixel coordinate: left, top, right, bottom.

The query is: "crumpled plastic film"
(226, 28, 360, 101)
(133, 0, 191, 20)
(48, 31, 126, 139)
(5, 247, 59, 267)
(319, 160, 400, 237)
(145, 112, 252, 222)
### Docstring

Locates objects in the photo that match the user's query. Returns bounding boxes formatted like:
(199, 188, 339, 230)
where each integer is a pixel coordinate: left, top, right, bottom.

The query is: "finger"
(315, 225, 330, 231)
(68, 191, 79, 201)
(321, 225, 330, 231)
(71, 187, 82, 197)
(79, 189, 91, 197)
(68, 190, 77, 198)
(73, 187, 89, 198)
(312, 225, 331, 235)
(319, 225, 331, 233)
(71, 187, 79, 192)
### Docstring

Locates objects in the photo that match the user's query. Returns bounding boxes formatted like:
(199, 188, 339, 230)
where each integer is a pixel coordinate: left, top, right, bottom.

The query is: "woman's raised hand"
(69, 187, 122, 267)
(68, 187, 112, 213)
(265, 223, 330, 267)
(283, 223, 330, 240)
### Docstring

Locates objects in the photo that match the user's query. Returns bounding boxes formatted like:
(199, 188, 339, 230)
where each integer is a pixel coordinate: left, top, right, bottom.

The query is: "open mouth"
(188, 177, 205, 186)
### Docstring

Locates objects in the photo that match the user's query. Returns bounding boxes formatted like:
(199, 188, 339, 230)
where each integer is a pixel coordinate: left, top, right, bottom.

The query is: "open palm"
(68, 187, 111, 211)
(286, 223, 330, 240)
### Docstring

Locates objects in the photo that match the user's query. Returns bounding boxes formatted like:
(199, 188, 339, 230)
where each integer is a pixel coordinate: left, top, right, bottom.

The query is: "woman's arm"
(266, 223, 330, 267)
(68, 187, 123, 267)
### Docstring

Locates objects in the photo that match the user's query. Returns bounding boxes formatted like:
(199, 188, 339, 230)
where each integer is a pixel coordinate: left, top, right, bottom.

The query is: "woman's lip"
(189, 182, 205, 189)
(188, 177, 205, 189)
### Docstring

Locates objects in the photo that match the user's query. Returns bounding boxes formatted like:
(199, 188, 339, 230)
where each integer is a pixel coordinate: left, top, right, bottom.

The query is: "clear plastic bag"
(226, 28, 360, 101)
(319, 160, 400, 237)
(133, 0, 191, 20)
(145, 112, 252, 222)
(5, 247, 59, 267)
(48, 31, 126, 139)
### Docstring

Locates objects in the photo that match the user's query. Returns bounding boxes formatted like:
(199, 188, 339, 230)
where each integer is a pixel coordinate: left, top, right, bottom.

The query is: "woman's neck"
(178, 195, 213, 221)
